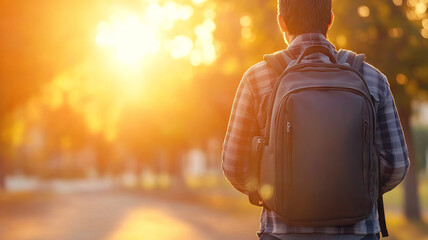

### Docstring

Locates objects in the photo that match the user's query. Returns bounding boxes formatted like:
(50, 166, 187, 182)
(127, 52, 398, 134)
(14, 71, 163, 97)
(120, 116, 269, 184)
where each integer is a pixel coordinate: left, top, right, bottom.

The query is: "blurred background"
(0, 0, 427, 239)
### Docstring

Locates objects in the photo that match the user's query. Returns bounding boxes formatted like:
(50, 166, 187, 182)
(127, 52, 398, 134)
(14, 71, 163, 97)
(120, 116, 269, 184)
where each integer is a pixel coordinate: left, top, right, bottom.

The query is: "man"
(222, 0, 410, 239)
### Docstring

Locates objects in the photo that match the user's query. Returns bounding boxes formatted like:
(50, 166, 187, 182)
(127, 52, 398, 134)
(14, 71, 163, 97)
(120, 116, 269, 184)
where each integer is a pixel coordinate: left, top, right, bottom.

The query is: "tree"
(0, 0, 133, 185)
(0, 0, 100, 187)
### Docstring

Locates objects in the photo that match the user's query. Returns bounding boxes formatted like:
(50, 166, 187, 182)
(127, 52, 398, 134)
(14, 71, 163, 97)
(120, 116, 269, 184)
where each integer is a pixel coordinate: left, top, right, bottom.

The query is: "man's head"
(277, 0, 333, 43)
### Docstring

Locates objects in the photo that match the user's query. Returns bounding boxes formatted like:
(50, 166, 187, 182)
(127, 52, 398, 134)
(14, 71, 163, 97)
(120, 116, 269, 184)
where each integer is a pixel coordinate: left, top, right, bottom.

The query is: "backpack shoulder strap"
(337, 49, 365, 73)
(262, 50, 293, 136)
(263, 50, 293, 75)
(248, 50, 293, 208)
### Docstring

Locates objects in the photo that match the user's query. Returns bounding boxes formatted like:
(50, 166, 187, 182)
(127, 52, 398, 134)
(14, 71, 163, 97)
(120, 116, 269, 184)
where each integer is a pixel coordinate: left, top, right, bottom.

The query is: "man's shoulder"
(340, 48, 390, 101)
(242, 60, 277, 96)
(243, 61, 271, 78)
(361, 61, 390, 102)
(362, 61, 388, 83)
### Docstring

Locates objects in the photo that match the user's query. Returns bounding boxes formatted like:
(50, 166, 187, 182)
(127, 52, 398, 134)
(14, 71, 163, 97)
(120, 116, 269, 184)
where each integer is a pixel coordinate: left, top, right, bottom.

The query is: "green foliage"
(330, 0, 428, 108)
(412, 125, 428, 169)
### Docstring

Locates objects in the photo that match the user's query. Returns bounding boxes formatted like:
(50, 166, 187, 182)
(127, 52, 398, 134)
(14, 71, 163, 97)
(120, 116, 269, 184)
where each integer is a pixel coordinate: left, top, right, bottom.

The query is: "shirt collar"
(286, 33, 336, 58)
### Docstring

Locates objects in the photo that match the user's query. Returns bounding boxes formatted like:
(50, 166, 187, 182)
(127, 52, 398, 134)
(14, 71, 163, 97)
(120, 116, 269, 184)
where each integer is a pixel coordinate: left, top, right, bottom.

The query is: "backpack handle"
(296, 45, 337, 64)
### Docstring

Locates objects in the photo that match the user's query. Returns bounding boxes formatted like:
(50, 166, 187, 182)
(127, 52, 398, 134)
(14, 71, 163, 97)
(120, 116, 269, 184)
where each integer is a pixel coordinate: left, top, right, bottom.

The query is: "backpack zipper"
(256, 138, 268, 151)
(286, 121, 292, 188)
(274, 86, 375, 127)
(363, 119, 369, 185)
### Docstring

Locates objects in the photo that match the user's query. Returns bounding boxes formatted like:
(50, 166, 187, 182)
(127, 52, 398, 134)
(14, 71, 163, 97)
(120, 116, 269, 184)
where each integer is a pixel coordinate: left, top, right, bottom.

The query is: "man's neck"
(284, 33, 295, 46)
(284, 32, 327, 46)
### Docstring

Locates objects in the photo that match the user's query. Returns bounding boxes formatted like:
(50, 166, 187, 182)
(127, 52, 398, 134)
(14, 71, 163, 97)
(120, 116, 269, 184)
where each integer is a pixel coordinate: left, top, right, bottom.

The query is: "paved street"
(0, 191, 260, 240)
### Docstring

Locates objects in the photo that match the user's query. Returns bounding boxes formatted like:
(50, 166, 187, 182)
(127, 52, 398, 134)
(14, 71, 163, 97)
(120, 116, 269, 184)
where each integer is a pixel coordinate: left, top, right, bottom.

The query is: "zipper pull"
(287, 121, 291, 133)
(364, 120, 369, 142)
(257, 138, 267, 151)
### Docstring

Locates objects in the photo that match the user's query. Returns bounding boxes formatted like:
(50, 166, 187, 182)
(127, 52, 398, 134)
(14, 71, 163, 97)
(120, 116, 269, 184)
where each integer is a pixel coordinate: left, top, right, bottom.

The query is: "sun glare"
(171, 36, 194, 59)
(96, 1, 217, 66)
(96, 14, 161, 64)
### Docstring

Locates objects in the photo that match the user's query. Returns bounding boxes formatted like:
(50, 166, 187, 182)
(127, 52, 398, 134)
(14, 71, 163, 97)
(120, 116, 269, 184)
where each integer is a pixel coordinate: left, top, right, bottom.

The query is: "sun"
(95, 14, 161, 65)
(95, 2, 217, 66)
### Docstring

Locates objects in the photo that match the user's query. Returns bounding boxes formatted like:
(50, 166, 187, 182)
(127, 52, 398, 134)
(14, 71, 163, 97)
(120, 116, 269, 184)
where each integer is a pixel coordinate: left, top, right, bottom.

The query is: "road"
(0, 191, 261, 240)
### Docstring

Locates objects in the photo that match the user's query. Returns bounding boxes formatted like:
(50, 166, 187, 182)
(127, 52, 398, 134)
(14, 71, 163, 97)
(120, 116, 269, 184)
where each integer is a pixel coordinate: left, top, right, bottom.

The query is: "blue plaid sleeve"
(375, 74, 410, 193)
(222, 70, 260, 195)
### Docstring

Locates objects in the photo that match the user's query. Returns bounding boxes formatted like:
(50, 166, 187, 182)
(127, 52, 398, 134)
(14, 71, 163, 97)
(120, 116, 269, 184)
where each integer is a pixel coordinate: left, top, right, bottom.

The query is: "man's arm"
(376, 74, 410, 193)
(222, 72, 259, 195)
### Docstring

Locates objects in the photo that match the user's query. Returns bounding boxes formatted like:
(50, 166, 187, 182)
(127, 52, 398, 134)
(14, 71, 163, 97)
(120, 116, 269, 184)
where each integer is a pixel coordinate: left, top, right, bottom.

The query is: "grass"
(382, 174, 428, 239)
(387, 213, 428, 240)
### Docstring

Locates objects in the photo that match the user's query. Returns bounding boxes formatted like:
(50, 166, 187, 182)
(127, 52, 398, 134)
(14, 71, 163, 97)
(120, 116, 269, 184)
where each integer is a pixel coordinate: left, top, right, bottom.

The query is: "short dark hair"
(278, 0, 332, 36)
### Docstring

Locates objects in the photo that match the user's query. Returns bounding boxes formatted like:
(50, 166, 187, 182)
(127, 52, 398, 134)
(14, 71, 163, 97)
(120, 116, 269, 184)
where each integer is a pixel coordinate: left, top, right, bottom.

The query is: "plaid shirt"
(222, 33, 410, 236)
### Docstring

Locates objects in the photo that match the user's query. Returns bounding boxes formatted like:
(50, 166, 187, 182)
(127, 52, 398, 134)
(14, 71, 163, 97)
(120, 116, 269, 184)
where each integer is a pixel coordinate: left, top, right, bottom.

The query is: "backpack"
(248, 46, 388, 237)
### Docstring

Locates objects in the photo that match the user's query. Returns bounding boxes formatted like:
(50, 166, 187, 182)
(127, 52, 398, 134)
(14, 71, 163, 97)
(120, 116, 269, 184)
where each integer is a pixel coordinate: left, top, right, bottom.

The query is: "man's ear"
(328, 11, 335, 30)
(277, 14, 287, 33)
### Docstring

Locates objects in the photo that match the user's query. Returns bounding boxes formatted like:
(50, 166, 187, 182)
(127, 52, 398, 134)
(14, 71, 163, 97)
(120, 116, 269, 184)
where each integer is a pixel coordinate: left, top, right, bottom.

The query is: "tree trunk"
(0, 156, 5, 190)
(399, 104, 421, 220)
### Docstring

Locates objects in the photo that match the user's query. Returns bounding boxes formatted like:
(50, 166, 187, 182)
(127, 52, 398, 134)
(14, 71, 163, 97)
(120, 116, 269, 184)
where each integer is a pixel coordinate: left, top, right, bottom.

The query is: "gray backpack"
(249, 46, 388, 237)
